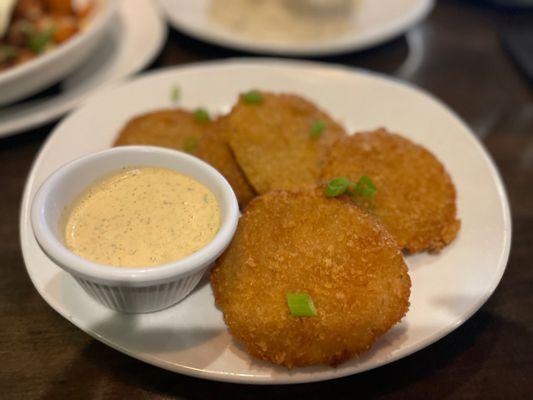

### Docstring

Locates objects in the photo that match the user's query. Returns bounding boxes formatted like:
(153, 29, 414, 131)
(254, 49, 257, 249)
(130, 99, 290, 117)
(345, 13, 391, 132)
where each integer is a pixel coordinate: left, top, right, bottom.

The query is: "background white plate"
(20, 59, 511, 384)
(159, 0, 434, 56)
(0, 0, 167, 138)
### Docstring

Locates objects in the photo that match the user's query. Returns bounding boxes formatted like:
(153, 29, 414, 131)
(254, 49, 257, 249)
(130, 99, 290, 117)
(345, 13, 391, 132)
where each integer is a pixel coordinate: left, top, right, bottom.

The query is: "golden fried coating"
(211, 190, 411, 368)
(227, 92, 346, 194)
(197, 117, 256, 207)
(113, 109, 210, 155)
(322, 129, 460, 253)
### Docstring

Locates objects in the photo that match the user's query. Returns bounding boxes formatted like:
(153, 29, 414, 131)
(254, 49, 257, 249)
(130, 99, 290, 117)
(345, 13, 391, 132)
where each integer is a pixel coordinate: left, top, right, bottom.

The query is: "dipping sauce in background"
(63, 167, 221, 268)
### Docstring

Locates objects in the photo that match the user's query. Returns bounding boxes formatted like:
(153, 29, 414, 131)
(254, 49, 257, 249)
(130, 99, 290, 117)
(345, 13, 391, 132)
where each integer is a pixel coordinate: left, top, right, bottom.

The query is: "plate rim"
(159, 0, 434, 56)
(0, 0, 168, 138)
(19, 58, 512, 384)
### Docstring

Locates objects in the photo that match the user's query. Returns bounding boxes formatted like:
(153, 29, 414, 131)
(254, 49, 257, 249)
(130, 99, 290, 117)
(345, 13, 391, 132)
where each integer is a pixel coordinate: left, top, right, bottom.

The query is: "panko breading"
(211, 190, 411, 368)
(113, 109, 210, 155)
(322, 129, 460, 253)
(227, 92, 346, 194)
(197, 117, 256, 207)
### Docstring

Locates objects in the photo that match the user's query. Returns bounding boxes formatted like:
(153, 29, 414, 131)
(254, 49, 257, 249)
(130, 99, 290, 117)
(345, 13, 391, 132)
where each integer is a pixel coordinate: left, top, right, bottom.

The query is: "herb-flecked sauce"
(63, 167, 220, 268)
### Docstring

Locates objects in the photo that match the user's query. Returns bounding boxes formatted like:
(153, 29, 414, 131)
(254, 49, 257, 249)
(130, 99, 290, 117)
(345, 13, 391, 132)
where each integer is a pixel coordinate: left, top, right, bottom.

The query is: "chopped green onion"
(286, 293, 317, 317)
(194, 108, 210, 123)
(325, 177, 351, 197)
(170, 85, 180, 103)
(355, 175, 377, 198)
(309, 120, 326, 139)
(28, 26, 56, 54)
(183, 135, 198, 153)
(243, 90, 263, 104)
(324, 175, 377, 211)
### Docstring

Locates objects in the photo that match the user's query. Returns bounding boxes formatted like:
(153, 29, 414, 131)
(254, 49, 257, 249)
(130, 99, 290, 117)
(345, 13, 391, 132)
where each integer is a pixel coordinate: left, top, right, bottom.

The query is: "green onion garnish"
(286, 293, 317, 317)
(183, 135, 198, 153)
(355, 175, 377, 198)
(194, 108, 210, 123)
(28, 26, 56, 54)
(325, 177, 351, 197)
(324, 176, 377, 210)
(309, 120, 326, 139)
(243, 90, 263, 104)
(170, 85, 180, 103)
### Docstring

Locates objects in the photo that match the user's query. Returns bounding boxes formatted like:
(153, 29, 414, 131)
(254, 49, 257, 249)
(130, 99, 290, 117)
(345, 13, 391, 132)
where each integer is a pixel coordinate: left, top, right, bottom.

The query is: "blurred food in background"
(0, 0, 92, 71)
(209, 0, 359, 43)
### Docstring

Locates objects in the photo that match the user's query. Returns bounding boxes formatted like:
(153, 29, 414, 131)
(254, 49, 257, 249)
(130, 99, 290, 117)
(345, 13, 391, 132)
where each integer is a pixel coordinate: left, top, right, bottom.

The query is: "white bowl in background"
(0, 0, 167, 138)
(0, 0, 116, 107)
(158, 0, 434, 57)
(31, 146, 240, 313)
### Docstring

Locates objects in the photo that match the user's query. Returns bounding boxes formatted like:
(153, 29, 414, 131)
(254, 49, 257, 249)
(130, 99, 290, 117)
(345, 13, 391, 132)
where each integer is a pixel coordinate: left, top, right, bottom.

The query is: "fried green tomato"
(197, 117, 256, 207)
(226, 91, 346, 194)
(211, 190, 411, 368)
(113, 109, 210, 155)
(322, 129, 460, 253)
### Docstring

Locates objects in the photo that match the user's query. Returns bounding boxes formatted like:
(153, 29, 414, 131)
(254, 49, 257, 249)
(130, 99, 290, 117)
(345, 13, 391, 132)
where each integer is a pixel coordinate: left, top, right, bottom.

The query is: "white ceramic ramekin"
(31, 146, 239, 313)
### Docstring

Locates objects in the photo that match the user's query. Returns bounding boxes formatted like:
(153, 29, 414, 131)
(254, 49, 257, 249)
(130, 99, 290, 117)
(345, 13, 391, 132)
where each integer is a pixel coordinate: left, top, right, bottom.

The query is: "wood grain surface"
(1, 1, 532, 398)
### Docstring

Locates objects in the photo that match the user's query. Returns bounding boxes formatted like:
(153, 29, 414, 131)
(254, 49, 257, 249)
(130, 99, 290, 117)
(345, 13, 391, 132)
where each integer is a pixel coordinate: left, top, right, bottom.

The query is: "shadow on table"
(0, 121, 52, 145)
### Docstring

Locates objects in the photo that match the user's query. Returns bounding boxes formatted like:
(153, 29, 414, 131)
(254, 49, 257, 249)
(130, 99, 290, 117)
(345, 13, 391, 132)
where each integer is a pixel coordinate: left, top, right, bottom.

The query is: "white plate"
(0, 0, 166, 138)
(20, 59, 511, 384)
(158, 0, 434, 56)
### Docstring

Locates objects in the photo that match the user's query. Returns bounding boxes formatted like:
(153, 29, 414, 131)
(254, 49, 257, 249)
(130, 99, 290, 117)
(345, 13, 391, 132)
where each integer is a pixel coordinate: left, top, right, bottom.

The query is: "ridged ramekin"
(31, 146, 239, 313)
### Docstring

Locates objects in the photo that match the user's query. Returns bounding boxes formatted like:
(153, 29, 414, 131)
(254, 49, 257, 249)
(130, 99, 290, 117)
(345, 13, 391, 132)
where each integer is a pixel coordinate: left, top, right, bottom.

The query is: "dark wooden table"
(1, 1, 532, 398)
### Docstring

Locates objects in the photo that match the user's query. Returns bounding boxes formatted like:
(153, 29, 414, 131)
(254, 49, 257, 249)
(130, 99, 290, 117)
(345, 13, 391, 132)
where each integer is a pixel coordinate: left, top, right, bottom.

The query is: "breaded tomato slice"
(322, 128, 460, 253)
(227, 91, 346, 194)
(114, 109, 210, 156)
(211, 190, 410, 368)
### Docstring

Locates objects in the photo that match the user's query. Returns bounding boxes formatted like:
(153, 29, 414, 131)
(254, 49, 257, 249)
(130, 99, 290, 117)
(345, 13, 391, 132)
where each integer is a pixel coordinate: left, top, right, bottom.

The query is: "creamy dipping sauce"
(63, 167, 221, 268)
(209, 0, 358, 43)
